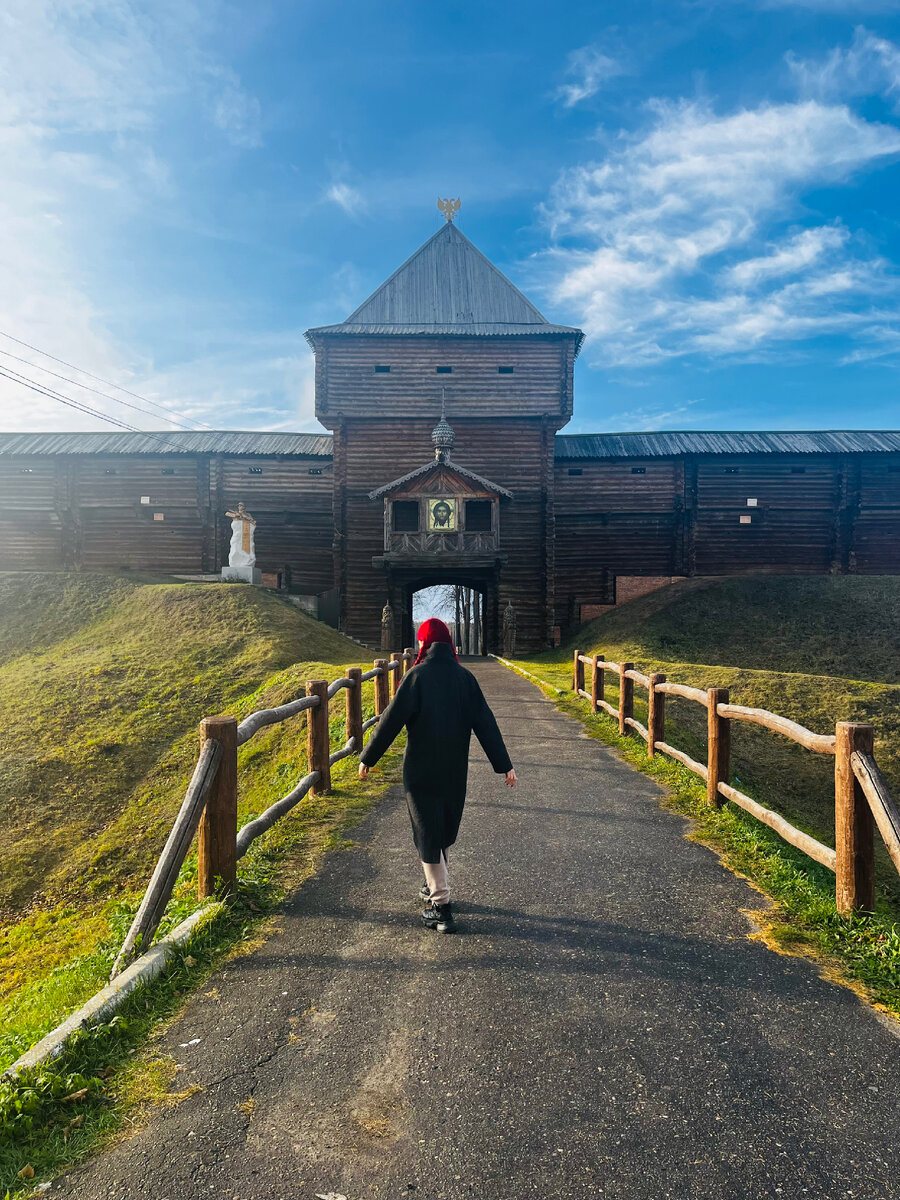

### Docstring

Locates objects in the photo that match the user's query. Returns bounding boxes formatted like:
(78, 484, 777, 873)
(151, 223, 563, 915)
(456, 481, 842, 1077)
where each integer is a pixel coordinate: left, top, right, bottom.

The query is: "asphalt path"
(57, 660, 900, 1199)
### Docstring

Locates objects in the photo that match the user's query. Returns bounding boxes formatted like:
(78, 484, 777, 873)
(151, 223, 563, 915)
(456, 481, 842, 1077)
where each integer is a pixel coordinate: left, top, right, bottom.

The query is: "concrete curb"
(3, 902, 224, 1081)
(488, 654, 563, 694)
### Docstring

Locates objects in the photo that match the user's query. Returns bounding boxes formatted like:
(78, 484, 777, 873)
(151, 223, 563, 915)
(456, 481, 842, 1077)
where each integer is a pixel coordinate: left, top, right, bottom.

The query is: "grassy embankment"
(511, 576, 900, 1008)
(0, 573, 402, 1194)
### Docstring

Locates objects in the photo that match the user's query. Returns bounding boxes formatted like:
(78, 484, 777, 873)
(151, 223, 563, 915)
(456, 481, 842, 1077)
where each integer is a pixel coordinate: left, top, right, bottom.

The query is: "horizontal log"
(237, 694, 320, 745)
(851, 751, 900, 878)
(596, 659, 620, 673)
(577, 688, 591, 701)
(625, 717, 649, 742)
(655, 681, 709, 706)
(578, 654, 593, 666)
(235, 770, 321, 858)
(597, 698, 618, 719)
(625, 669, 651, 688)
(329, 737, 358, 766)
(654, 741, 709, 781)
(327, 677, 353, 699)
(360, 667, 381, 682)
(717, 704, 836, 755)
(386, 659, 401, 672)
(718, 782, 837, 871)
(362, 715, 380, 733)
(111, 738, 222, 978)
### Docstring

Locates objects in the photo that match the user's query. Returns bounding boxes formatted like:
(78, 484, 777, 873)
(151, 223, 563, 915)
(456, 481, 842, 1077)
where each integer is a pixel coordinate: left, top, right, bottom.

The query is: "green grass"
(508, 574, 900, 1017)
(0, 571, 406, 1194)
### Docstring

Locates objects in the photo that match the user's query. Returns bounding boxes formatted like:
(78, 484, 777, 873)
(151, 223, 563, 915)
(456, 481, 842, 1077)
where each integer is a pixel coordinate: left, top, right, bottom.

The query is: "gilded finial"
(438, 197, 461, 223)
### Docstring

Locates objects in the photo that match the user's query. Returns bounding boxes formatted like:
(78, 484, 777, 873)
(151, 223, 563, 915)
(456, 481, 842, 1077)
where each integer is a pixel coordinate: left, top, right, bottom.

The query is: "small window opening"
(153, 512, 165, 522)
(374, 364, 390, 374)
(392, 500, 419, 532)
(161, 468, 175, 476)
(465, 499, 492, 532)
(21, 467, 34, 474)
(498, 366, 514, 375)
(104, 469, 117, 476)
(723, 467, 739, 474)
(248, 467, 263, 474)
(631, 467, 646, 475)
(436, 366, 452, 374)
(790, 467, 806, 474)
(568, 468, 583, 476)
(740, 514, 752, 525)
(308, 468, 322, 476)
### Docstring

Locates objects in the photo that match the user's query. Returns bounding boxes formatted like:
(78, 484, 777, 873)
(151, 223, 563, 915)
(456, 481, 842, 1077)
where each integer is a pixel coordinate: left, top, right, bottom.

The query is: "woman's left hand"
(358, 763, 370, 780)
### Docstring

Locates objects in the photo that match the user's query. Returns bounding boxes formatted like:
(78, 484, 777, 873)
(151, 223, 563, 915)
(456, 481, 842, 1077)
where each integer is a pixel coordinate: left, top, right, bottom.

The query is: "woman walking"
(358, 617, 516, 933)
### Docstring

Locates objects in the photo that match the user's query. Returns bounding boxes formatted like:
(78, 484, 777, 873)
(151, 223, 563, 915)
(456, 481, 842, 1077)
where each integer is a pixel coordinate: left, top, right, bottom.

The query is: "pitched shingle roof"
(0, 431, 334, 456)
(305, 222, 584, 351)
(554, 431, 900, 459)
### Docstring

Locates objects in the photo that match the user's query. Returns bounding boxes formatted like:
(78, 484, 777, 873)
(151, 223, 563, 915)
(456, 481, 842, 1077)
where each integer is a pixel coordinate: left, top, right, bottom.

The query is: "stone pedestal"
(221, 566, 262, 585)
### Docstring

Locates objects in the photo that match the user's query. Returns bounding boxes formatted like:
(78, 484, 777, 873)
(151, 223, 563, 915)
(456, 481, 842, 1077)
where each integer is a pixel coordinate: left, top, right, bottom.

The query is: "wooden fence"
(571, 649, 900, 915)
(110, 648, 415, 979)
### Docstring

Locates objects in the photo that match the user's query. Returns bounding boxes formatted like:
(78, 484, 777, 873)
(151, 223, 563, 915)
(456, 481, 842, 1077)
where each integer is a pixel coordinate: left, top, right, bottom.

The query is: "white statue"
(226, 502, 256, 567)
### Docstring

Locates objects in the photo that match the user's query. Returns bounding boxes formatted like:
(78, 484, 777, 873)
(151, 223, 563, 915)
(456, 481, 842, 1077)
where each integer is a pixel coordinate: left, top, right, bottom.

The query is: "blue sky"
(1, 0, 900, 435)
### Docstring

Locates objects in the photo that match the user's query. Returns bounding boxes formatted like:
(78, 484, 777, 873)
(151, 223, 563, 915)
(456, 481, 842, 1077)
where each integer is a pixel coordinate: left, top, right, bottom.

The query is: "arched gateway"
(305, 217, 583, 652)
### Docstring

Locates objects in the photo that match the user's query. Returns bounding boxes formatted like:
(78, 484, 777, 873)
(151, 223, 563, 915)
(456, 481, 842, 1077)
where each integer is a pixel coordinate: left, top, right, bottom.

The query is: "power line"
(0, 347, 204, 432)
(0, 364, 190, 452)
(0, 327, 215, 430)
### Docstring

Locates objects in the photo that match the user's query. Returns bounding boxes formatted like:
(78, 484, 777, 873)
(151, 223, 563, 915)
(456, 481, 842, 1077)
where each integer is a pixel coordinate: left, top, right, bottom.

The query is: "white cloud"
(539, 98, 900, 366)
(0, 0, 270, 432)
(788, 28, 900, 108)
(555, 44, 625, 108)
(325, 183, 368, 219)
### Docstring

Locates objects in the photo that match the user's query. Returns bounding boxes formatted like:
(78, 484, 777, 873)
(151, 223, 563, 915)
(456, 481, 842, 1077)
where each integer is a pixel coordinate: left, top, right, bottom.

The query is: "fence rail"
(570, 646, 895, 915)
(111, 645, 416, 978)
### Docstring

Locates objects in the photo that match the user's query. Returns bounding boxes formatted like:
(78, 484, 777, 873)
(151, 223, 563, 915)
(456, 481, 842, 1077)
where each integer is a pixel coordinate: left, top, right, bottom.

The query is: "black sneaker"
(418, 881, 430, 902)
(421, 902, 456, 934)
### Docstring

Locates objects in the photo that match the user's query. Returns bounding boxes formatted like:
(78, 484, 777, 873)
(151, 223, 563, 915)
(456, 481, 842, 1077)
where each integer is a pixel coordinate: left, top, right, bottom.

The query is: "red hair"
(414, 617, 458, 665)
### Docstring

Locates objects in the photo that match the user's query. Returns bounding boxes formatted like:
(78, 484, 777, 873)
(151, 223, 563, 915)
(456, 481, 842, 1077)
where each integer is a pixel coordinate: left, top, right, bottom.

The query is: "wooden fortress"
(3, 220, 900, 651)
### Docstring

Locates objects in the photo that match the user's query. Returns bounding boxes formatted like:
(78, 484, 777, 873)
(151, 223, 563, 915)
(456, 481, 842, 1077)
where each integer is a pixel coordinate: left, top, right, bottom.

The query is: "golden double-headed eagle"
(438, 197, 461, 223)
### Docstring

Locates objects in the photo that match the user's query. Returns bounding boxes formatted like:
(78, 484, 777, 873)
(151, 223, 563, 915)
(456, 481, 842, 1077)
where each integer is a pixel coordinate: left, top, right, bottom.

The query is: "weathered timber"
(851, 751, 900, 878)
(577, 689, 591, 701)
(656, 681, 709, 706)
(327, 676, 352, 699)
(112, 738, 222, 977)
(237, 693, 319, 746)
(307, 679, 331, 796)
(329, 737, 357, 765)
(654, 742, 708, 781)
(717, 782, 837, 870)
(197, 716, 238, 899)
(374, 660, 389, 715)
(391, 651, 403, 697)
(707, 687, 731, 808)
(573, 649, 585, 694)
(625, 669, 651, 688)
(591, 654, 603, 713)
(625, 717, 649, 742)
(362, 715, 379, 733)
(647, 673, 666, 759)
(835, 722, 875, 913)
(235, 771, 320, 858)
(619, 662, 634, 736)
(346, 667, 363, 753)
(717, 703, 836, 754)
(596, 698, 618, 720)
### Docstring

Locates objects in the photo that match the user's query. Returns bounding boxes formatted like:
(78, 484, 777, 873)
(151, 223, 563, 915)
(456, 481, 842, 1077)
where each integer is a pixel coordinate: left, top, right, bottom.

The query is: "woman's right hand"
(505, 769, 517, 787)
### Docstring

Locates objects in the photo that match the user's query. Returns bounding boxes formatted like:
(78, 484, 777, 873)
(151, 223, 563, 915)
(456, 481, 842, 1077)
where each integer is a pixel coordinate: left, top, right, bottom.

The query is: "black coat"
(359, 643, 513, 863)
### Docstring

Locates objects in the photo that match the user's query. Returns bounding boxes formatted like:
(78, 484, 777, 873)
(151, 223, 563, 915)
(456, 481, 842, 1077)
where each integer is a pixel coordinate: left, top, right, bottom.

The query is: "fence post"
(346, 666, 363, 753)
(707, 687, 730, 808)
(307, 679, 331, 796)
(374, 659, 389, 716)
(648, 673, 666, 758)
(835, 721, 875, 914)
(619, 662, 634, 736)
(197, 715, 238, 900)
(404, 647, 414, 674)
(591, 654, 603, 713)
(391, 651, 403, 697)
(573, 652, 588, 700)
